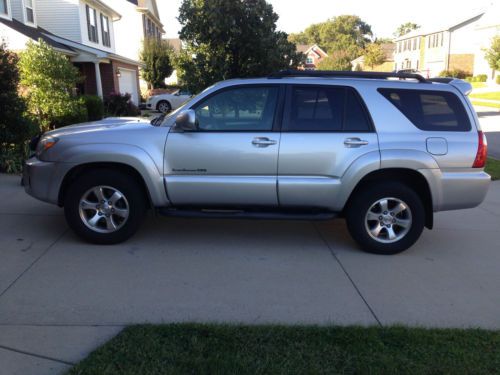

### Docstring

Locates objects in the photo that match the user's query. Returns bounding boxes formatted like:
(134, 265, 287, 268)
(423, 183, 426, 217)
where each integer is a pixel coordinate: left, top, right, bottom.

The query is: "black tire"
(64, 169, 147, 245)
(345, 182, 425, 255)
(156, 100, 171, 113)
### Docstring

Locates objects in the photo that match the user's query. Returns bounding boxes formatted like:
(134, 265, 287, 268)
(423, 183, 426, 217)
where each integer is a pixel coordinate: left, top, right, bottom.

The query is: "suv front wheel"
(64, 169, 147, 244)
(346, 182, 425, 255)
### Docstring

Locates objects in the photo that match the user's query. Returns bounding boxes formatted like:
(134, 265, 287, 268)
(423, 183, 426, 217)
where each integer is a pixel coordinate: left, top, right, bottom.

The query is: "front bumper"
(23, 157, 76, 205)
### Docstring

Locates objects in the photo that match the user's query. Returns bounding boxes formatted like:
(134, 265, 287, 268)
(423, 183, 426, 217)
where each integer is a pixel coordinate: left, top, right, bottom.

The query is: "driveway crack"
(313, 223, 382, 327)
(0, 344, 75, 366)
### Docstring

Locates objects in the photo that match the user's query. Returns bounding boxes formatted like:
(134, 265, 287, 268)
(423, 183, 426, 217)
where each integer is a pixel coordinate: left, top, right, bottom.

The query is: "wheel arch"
(344, 168, 434, 229)
(58, 162, 154, 209)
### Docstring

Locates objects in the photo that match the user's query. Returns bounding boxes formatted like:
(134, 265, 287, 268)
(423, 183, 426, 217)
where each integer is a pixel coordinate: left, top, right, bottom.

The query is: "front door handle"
(252, 137, 277, 147)
(344, 137, 369, 148)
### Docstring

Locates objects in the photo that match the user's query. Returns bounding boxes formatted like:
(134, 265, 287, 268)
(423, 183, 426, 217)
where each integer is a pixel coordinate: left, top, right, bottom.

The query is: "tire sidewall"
(64, 170, 146, 244)
(346, 182, 425, 255)
(157, 100, 171, 113)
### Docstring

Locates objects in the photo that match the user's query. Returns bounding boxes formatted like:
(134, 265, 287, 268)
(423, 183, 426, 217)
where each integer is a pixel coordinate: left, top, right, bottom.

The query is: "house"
(296, 44, 328, 70)
(393, 4, 499, 79)
(0, 0, 163, 104)
(472, 3, 500, 81)
(350, 43, 395, 72)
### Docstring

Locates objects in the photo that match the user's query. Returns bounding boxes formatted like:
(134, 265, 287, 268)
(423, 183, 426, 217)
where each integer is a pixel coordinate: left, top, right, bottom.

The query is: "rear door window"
(378, 88, 471, 131)
(283, 86, 372, 132)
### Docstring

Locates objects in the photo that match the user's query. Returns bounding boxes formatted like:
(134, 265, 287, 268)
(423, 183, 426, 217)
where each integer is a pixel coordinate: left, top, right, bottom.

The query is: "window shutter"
(94, 9, 98, 43)
(86, 5, 92, 41)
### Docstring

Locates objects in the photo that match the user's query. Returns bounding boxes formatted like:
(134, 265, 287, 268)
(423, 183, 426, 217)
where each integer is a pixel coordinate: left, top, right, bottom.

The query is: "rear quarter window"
(378, 88, 471, 131)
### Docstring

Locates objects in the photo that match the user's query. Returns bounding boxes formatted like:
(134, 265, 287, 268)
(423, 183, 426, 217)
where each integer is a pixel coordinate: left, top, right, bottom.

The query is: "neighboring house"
(102, 0, 165, 97)
(296, 44, 328, 70)
(472, 3, 500, 81)
(350, 43, 395, 72)
(393, 4, 499, 80)
(0, 0, 147, 104)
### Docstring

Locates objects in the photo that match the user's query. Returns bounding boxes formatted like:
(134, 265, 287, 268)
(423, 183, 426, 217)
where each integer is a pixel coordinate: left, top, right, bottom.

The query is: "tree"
(394, 22, 419, 37)
(140, 37, 174, 89)
(317, 51, 353, 71)
(177, 0, 304, 93)
(0, 43, 37, 172)
(484, 36, 500, 72)
(18, 39, 86, 131)
(288, 15, 372, 71)
(364, 43, 386, 69)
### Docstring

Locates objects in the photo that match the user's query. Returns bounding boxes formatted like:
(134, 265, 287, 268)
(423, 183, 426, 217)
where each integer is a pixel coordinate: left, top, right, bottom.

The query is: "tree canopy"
(364, 43, 386, 69)
(289, 15, 373, 71)
(485, 36, 500, 71)
(177, 0, 303, 93)
(394, 22, 420, 37)
(140, 37, 174, 89)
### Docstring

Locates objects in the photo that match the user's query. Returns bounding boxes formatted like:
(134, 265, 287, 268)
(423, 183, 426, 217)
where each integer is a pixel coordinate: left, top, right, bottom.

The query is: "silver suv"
(23, 71, 490, 254)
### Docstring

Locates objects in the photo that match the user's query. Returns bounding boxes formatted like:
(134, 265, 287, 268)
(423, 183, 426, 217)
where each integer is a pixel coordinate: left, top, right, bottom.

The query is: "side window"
(193, 86, 279, 131)
(284, 86, 371, 132)
(344, 89, 372, 132)
(378, 88, 471, 131)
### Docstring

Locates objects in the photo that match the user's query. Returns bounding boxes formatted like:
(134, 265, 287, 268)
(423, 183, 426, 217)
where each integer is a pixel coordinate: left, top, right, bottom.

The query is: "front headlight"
(36, 136, 59, 157)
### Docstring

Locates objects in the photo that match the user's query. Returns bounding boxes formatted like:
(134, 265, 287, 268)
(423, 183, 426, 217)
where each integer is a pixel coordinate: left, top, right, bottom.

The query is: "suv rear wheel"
(64, 169, 147, 244)
(346, 182, 425, 255)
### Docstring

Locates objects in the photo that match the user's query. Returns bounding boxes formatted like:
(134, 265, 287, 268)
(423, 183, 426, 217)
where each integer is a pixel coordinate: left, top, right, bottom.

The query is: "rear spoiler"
(427, 77, 473, 96)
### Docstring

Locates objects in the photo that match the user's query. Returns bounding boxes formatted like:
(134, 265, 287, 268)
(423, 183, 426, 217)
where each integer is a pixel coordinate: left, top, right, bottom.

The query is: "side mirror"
(174, 109, 197, 131)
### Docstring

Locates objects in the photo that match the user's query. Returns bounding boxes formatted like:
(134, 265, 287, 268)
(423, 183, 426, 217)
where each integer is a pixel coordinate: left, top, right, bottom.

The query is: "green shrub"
(476, 74, 488, 82)
(438, 69, 468, 79)
(104, 92, 140, 117)
(82, 95, 104, 121)
(19, 39, 86, 131)
(0, 43, 39, 173)
(465, 76, 473, 82)
(496, 75, 500, 85)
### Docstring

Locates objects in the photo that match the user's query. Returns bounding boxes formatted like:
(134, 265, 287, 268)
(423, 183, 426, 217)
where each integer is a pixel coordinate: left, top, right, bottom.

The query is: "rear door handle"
(344, 138, 369, 148)
(252, 137, 277, 147)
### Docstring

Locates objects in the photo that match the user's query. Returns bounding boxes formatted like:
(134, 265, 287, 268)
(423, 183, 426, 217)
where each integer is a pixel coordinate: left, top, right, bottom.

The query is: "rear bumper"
(420, 169, 491, 212)
(23, 157, 76, 205)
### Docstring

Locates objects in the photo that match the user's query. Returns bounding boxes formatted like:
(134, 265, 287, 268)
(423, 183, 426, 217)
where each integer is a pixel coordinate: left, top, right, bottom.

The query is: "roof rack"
(268, 69, 428, 83)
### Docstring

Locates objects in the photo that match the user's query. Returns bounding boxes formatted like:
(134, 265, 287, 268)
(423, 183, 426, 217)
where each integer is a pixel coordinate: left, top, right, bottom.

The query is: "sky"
(157, 0, 495, 39)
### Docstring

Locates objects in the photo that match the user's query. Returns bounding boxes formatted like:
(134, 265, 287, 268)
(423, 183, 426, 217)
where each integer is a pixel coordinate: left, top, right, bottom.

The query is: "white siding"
(36, 0, 81, 42)
(10, 0, 23, 21)
(0, 21, 30, 50)
(78, 0, 116, 52)
(103, 0, 143, 61)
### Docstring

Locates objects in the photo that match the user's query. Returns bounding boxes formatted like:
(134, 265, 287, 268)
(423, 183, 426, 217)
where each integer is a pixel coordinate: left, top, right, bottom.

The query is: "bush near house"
(497, 75, 500, 85)
(438, 69, 469, 79)
(82, 95, 104, 121)
(104, 92, 140, 117)
(19, 39, 87, 132)
(466, 75, 488, 82)
(0, 43, 38, 174)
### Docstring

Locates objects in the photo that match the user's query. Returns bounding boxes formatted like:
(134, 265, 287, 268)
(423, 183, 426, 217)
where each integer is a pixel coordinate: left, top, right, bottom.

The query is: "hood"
(44, 117, 152, 138)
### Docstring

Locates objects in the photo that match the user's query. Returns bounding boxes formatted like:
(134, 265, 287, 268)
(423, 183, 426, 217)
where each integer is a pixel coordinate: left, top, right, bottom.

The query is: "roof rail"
(268, 69, 428, 83)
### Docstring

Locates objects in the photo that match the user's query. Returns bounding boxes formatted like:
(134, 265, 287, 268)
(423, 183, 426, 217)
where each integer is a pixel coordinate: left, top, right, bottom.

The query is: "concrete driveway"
(1, 174, 500, 374)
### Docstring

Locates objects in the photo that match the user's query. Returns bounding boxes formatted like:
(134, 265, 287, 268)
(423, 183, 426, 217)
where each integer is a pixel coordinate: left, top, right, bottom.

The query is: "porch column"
(94, 61, 103, 98)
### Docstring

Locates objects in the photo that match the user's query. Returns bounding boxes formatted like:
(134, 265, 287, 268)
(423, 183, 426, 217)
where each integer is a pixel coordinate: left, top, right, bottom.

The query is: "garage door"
(118, 69, 139, 105)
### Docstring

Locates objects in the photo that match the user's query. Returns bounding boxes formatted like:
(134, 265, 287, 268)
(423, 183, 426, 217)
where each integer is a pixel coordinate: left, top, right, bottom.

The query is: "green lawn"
(486, 157, 500, 180)
(68, 324, 500, 375)
(470, 92, 500, 101)
(472, 100, 500, 109)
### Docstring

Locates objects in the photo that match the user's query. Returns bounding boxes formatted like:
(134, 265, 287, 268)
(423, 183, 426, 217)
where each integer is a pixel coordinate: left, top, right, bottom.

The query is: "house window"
(306, 57, 314, 64)
(86, 5, 98, 43)
(24, 0, 34, 23)
(0, 0, 7, 15)
(101, 14, 110, 47)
